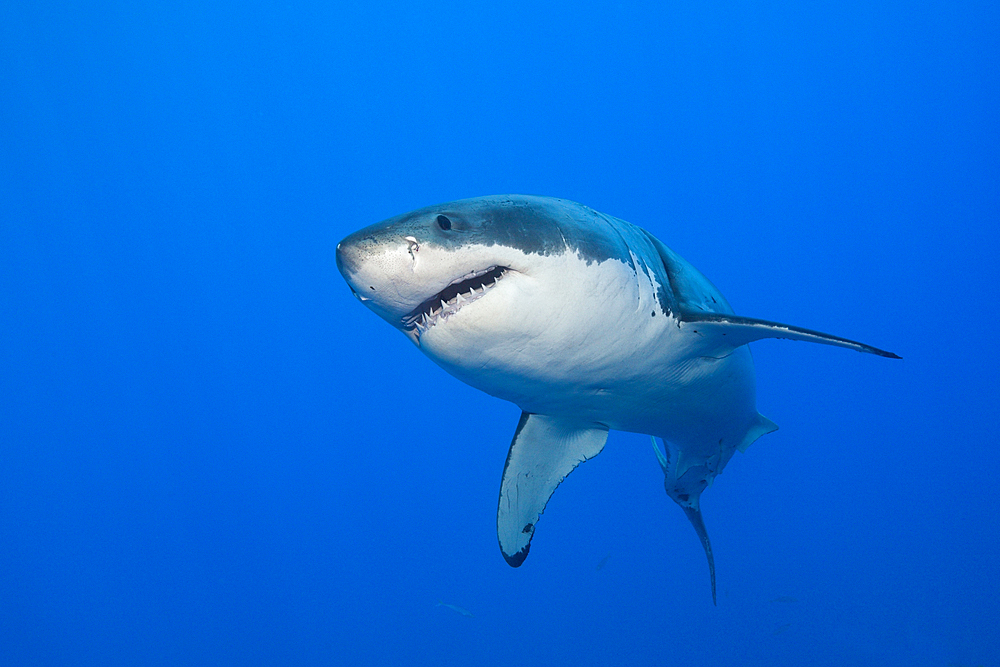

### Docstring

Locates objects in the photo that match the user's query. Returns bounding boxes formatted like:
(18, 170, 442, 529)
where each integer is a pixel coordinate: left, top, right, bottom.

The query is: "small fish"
(769, 596, 798, 604)
(595, 553, 611, 571)
(435, 601, 474, 618)
(772, 623, 792, 636)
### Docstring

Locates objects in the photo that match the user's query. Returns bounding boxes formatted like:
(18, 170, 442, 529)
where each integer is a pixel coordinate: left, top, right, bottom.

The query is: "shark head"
(336, 195, 632, 335)
(335, 195, 658, 404)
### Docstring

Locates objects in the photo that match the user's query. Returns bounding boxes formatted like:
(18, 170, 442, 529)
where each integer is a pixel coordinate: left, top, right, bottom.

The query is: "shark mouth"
(402, 265, 508, 335)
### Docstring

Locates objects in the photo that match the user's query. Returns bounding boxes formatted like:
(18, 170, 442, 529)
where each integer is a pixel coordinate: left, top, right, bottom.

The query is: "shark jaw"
(401, 265, 509, 340)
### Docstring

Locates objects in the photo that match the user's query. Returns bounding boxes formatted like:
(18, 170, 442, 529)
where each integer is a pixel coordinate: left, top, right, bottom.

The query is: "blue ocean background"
(2, 2, 997, 665)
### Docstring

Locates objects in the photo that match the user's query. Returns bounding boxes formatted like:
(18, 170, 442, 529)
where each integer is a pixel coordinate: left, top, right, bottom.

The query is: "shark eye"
(436, 215, 452, 231)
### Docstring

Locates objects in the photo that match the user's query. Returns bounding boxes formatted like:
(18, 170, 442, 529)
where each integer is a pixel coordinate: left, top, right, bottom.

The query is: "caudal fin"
(651, 436, 718, 605)
(681, 504, 717, 605)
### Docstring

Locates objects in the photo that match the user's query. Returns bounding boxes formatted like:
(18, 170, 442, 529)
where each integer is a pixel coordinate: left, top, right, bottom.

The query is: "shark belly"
(425, 302, 762, 462)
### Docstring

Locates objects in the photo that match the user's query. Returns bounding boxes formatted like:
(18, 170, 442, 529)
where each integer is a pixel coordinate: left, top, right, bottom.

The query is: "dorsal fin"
(641, 230, 734, 316)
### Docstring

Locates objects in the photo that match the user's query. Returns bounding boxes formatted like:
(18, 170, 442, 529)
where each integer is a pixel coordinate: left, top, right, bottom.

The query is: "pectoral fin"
(680, 312, 901, 358)
(497, 412, 609, 567)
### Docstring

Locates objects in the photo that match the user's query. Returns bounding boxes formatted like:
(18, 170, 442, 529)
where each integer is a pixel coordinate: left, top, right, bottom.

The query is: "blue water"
(2, 2, 997, 665)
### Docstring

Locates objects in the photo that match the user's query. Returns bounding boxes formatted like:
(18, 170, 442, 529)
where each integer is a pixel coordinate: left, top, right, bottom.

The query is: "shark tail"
(650, 436, 718, 605)
(681, 504, 717, 606)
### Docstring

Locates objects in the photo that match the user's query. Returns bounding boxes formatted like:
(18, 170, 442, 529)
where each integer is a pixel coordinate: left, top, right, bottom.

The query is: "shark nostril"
(404, 236, 420, 261)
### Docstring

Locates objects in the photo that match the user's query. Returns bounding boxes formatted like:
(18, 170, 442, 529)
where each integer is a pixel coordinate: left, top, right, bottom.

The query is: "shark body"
(336, 195, 898, 603)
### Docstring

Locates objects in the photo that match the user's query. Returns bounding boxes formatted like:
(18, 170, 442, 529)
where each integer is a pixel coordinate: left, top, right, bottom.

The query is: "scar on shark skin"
(337, 194, 900, 605)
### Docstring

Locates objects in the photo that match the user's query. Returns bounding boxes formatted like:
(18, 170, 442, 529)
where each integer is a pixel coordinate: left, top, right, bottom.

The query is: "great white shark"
(336, 195, 899, 603)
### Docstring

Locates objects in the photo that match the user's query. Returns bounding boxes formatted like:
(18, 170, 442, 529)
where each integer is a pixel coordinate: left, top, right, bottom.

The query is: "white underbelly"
(431, 317, 760, 448)
(522, 345, 758, 443)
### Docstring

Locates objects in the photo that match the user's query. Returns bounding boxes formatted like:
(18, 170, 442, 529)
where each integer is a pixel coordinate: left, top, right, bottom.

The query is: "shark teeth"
(402, 266, 508, 335)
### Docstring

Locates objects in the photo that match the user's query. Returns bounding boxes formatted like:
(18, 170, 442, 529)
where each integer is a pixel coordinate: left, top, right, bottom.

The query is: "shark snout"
(335, 232, 432, 327)
(334, 241, 366, 301)
(335, 236, 387, 306)
(335, 235, 365, 282)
